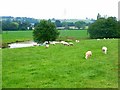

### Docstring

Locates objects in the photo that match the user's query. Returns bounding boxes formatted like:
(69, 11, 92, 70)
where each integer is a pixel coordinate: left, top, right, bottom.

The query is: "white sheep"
(75, 40, 80, 43)
(45, 44, 49, 48)
(63, 42, 70, 46)
(61, 41, 69, 46)
(69, 42, 74, 46)
(102, 46, 107, 54)
(85, 51, 92, 59)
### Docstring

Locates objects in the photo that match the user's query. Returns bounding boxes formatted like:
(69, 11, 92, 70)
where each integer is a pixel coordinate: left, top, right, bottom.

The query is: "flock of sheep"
(44, 39, 108, 60)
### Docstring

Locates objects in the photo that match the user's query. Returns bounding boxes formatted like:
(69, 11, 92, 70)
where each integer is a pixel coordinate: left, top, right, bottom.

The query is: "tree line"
(2, 17, 93, 31)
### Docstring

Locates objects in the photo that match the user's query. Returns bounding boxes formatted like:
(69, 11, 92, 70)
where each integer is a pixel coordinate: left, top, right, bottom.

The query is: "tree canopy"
(33, 20, 59, 43)
(88, 17, 119, 39)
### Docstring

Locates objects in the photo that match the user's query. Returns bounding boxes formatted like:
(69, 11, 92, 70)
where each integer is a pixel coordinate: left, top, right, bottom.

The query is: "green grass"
(2, 30, 88, 43)
(2, 31, 33, 43)
(59, 30, 89, 40)
(2, 39, 118, 88)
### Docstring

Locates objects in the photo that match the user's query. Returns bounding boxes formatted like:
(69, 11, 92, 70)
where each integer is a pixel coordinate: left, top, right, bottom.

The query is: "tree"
(117, 21, 120, 37)
(75, 21, 86, 29)
(33, 20, 59, 43)
(55, 20, 62, 27)
(88, 17, 118, 39)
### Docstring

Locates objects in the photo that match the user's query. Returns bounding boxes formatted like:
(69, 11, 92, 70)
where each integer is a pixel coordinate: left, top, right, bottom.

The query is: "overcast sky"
(0, 0, 119, 19)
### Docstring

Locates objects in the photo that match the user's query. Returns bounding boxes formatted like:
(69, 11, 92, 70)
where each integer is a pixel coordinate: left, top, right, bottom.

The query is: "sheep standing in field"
(45, 44, 49, 48)
(85, 51, 92, 59)
(102, 46, 107, 54)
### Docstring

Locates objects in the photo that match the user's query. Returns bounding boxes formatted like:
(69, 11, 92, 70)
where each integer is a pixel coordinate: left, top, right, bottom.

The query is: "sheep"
(85, 51, 92, 59)
(102, 46, 107, 54)
(63, 42, 70, 46)
(69, 42, 74, 46)
(45, 44, 49, 48)
(61, 41, 69, 46)
(50, 42, 56, 45)
(75, 40, 80, 43)
(33, 42, 38, 46)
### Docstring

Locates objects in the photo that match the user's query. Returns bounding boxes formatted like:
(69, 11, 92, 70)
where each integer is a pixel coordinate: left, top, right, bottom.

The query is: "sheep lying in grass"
(102, 46, 107, 54)
(85, 51, 92, 59)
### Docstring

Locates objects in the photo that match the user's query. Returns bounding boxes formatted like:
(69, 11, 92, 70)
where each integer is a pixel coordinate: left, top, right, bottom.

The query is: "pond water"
(8, 41, 62, 48)
(8, 41, 39, 48)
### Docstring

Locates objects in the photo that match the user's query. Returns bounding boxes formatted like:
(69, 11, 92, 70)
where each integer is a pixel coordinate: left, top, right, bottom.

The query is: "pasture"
(2, 30, 89, 43)
(2, 30, 118, 88)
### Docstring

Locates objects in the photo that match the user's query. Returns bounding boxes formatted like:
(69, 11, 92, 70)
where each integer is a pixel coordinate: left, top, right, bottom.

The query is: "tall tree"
(33, 20, 59, 43)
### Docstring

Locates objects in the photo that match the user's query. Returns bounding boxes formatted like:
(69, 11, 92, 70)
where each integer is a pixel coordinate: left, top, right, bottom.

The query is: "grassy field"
(2, 38, 118, 88)
(2, 31, 33, 43)
(2, 30, 89, 43)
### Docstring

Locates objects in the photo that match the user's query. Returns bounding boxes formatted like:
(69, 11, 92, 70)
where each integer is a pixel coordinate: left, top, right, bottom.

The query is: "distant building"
(69, 26, 78, 29)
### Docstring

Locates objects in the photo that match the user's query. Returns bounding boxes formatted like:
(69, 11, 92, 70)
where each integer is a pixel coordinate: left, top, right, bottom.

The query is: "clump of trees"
(33, 20, 59, 43)
(88, 17, 120, 38)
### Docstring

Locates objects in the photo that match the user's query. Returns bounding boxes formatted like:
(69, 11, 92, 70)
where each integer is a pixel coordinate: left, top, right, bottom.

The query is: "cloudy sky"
(0, 0, 119, 19)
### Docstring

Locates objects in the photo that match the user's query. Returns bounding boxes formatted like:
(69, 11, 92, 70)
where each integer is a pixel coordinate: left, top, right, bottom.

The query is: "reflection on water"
(8, 41, 39, 48)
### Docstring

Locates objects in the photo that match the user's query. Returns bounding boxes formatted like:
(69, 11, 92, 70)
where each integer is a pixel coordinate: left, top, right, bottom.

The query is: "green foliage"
(75, 21, 86, 29)
(33, 20, 59, 43)
(88, 17, 118, 39)
(2, 21, 19, 30)
(117, 21, 120, 37)
(55, 20, 62, 27)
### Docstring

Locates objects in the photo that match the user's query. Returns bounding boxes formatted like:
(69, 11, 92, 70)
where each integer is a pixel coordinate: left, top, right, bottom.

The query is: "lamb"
(85, 51, 92, 59)
(45, 44, 49, 48)
(102, 46, 107, 54)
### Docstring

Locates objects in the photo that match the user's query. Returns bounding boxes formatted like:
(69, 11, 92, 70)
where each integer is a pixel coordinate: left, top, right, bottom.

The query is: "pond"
(8, 41, 62, 48)
(8, 41, 39, 48)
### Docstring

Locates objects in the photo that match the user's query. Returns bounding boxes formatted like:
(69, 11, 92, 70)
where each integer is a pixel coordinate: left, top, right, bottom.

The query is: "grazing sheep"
(102, 46, 107, 54)
(45, 44, 49, 48)
(63, 42, 70, 46)
(85, 51, 92, 59)
(61, 41, 69, 46)
(69, 42, 74, 46)
(75, 40, 80, 43)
